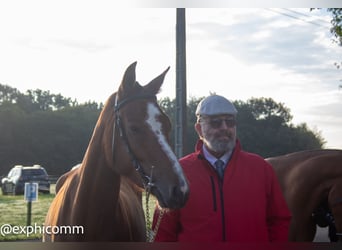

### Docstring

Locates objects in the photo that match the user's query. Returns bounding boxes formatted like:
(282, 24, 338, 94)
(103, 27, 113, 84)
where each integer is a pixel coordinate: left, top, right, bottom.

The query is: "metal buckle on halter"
(135, 162, 156, 191)
(146, 166, 155, 189)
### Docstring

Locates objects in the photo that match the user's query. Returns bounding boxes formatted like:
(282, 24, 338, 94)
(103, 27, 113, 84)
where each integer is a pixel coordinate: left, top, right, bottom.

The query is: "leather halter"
(112, 93, 167, 242)
(112, 93, 157, 189)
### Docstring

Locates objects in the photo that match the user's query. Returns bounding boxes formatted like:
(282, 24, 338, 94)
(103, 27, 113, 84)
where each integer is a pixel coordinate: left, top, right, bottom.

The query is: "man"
(152, 94, 291, 242)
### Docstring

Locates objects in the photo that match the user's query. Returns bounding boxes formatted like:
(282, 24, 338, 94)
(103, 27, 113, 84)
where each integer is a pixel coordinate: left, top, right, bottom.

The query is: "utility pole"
(175, 8, 187, 158)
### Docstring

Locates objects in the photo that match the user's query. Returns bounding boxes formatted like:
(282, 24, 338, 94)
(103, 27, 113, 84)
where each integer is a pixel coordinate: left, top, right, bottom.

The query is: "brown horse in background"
(44, 62, 189, 241)
(266, 149, 342, 242)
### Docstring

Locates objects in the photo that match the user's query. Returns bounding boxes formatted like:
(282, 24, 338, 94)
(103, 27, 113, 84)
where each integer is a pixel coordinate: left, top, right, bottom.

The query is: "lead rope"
(145, 192, 164, 242)
(144, 166, 164, 242)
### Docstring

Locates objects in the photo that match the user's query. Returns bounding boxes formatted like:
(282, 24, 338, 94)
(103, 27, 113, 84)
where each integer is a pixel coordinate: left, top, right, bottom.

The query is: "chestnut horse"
(43, 62, 189, 241)
(266, 149, 342, 242)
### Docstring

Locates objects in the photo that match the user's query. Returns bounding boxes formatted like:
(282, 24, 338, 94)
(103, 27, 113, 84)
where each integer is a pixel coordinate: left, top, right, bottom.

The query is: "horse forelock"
(122, 81, 143, 97)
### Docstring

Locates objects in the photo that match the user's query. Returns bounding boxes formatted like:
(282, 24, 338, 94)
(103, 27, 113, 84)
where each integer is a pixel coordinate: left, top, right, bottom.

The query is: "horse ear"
(144, 66, 170, 94)
(119, 62, 137, 93)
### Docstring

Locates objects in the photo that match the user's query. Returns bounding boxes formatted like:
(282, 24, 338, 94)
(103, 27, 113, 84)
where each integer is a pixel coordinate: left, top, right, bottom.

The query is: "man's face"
(195, 115, 236, 155)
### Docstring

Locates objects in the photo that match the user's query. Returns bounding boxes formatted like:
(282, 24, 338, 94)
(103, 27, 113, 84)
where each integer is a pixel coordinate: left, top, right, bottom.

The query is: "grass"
(0, 186, 55, 241)
(0, 185, 157, 242)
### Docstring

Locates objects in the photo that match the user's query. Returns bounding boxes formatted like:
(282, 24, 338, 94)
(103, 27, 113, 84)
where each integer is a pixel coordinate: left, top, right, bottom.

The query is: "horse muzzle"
(152, 182, 189, 209)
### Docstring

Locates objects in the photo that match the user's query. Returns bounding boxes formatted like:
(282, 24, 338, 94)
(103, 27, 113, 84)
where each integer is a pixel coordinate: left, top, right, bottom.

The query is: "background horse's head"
(100, 62, 189, 209)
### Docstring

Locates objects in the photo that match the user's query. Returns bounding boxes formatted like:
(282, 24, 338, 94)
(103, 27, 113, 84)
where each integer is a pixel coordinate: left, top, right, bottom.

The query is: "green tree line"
(163, 96, 325, 157)
(0, 83, 325, 177)
(0, 84, 102, 176)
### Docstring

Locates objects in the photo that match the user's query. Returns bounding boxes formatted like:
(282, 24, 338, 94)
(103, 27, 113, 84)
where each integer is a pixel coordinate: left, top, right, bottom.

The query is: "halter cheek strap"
(112, 93, 157, 188)
(112, 93, 165, 242)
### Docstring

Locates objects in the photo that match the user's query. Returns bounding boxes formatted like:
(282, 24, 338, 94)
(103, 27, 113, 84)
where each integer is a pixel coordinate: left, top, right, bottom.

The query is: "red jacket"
(153, 140, 291, 242)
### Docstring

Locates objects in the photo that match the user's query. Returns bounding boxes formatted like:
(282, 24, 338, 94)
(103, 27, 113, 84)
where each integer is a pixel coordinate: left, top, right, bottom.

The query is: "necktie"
(215, 159, 225, 180)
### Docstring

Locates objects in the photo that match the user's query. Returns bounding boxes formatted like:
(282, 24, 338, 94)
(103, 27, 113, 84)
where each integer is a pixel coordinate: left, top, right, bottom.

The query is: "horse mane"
(267, 149, 342, 162)
(115, 177, 146, 241)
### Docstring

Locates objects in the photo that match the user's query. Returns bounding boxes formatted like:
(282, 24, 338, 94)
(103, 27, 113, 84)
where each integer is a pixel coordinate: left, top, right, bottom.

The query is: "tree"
(312, 8, 342, 84)
(0, 85, 101, 176)
(26, 89, 76, 111)
(243, 97, 292, 125)
(310, 8, 342, 46)
(0, 85, 326, 176)
(159, 96, 325, 158)
(0, 83, 80, 112)
(327, 8, 342, 46)
(234, 98, 324, 157)
(327, 8, 342, 83)
(0, 84, 19, 104)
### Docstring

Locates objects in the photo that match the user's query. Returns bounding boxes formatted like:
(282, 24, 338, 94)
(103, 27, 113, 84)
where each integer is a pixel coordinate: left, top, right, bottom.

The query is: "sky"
(0, 2, 341, 149)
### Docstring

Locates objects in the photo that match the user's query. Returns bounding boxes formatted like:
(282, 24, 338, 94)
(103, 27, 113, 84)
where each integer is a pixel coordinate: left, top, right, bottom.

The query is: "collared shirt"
(202, 145, 233, 170)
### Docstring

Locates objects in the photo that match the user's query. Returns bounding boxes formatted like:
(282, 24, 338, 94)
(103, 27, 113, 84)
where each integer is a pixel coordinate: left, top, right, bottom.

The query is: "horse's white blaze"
(146, 103, 189, 194)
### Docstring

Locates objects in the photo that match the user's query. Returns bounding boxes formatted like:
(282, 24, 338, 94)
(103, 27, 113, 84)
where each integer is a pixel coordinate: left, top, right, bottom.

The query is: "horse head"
(102, 62, 189, 209)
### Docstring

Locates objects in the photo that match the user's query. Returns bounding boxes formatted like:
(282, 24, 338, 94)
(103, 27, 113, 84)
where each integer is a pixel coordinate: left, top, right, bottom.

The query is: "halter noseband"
(112, 93, 157, 189)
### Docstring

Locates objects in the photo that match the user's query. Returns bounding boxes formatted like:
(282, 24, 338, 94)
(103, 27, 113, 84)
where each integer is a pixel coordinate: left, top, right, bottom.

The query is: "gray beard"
(206, 138, 236, 154)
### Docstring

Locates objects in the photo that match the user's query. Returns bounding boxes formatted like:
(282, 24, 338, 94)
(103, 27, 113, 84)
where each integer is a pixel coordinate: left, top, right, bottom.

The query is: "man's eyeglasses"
(202, 118, 236, 129)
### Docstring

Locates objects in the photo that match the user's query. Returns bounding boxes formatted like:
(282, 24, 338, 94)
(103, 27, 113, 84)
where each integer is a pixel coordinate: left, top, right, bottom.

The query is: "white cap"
(196, 95, 237, 116)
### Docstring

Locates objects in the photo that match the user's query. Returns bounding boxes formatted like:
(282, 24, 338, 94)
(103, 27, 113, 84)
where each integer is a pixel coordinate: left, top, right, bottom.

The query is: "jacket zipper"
(210, 176, 217, 211)
(210, 175, 226, 241)
(203, 156, 227, 241)
(218, 179, 226, 241)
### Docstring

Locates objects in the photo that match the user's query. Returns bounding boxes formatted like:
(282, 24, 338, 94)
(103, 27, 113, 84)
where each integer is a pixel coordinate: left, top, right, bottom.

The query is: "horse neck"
(78, 101, 128, 190)
(115, 177, 146, 241)
(67, 102, 148, 238)
(74, 140, 146, 241)
(69, 119, 122, 227)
